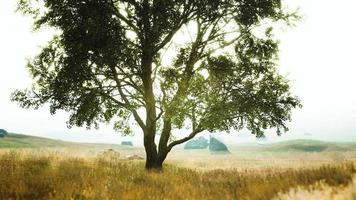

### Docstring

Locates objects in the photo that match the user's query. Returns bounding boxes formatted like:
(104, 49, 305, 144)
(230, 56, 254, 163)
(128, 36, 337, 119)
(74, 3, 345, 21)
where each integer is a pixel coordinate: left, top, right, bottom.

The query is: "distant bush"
(0, 129, 7, 136)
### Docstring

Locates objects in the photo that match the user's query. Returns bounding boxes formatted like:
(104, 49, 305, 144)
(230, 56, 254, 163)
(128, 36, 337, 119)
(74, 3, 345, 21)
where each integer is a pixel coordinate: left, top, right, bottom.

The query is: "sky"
(0, 0, 355, 145)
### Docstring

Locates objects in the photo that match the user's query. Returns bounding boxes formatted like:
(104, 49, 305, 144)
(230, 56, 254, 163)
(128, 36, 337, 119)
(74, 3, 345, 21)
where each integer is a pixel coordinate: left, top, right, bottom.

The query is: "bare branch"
(167, 128, 205, 151)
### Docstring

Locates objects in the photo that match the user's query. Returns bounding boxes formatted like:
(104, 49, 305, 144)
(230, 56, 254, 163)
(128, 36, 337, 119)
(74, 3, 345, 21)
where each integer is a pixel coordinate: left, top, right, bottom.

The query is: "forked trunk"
(144, 133, 169, 170)
(145, 156, 164, 170)
(144, 133, 161, 170)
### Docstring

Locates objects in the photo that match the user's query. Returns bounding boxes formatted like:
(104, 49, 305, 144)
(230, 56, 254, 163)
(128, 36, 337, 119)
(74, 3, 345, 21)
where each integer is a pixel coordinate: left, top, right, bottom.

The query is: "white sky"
(0, 0, 355, 145)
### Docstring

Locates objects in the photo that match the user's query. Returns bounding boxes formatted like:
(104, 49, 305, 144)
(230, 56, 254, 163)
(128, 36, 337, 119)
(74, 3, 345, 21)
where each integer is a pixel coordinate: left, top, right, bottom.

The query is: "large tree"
(13, 0, 301, 169)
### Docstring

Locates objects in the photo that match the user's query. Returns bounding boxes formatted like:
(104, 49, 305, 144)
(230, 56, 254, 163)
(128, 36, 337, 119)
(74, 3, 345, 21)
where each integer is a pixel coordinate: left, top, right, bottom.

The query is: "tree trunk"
(145, 157, 164, 170)
(144, 132, 165, 170)
(144, 131, 170, 170)
(139, 2, 166, 170)
(145, 156, 163, 170)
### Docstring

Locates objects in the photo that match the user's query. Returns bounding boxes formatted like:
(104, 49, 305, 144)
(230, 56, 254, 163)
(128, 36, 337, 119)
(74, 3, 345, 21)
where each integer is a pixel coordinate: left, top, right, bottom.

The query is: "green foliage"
(14, 0, 139, 130)
(13, 0, 302, 161)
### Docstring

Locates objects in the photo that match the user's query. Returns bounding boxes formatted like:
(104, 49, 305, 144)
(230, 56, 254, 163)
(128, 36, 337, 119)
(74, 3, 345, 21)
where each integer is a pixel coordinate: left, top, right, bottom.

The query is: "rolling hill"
(262, 139, 356, 152)
(0, 133, 126, 149)
(1, 133, 356, 153)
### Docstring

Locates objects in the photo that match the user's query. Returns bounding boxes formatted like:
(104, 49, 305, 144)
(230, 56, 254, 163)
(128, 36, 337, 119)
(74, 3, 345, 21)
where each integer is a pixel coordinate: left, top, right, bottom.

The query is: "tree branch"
(120, 0, 140, 8)
(110, 0, 140, 34)
(109, 65, 146, 130)
(153, 4, 195, 54)
(167, 128, 204, 151)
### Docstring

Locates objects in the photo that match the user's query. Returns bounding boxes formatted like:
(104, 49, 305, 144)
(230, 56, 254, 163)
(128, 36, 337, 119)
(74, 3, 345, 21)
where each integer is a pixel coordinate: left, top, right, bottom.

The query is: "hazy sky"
(0, 0, 355, 145)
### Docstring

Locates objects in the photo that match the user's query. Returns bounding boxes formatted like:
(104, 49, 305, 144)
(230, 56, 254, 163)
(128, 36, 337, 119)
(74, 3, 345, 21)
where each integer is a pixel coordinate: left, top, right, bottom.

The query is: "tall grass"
(0, 151, 355, 200)
(274, 176, 356, 200)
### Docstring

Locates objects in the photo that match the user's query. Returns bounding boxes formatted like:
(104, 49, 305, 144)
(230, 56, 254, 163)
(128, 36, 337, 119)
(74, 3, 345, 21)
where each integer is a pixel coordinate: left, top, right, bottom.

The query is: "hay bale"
(121, 141, 133, 146)
(184, 136, 209, 149)
(0, 129, 8, 138)
(209, 137, 229, 153)
(0, 129, 7, 135)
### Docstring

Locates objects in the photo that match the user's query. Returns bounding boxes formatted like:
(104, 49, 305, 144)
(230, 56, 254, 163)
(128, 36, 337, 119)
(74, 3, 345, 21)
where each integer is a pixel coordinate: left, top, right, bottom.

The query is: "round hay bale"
(184, 136, 209, 149)
(209, 137, 229, 153)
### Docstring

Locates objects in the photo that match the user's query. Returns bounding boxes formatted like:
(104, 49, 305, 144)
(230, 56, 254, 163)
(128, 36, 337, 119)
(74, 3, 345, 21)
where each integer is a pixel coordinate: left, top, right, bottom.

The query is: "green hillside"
(0, 133, 124, 149)
(262, 139, 356, 152)
(0, 133, 73, 148)
(1, 133, 356, 153)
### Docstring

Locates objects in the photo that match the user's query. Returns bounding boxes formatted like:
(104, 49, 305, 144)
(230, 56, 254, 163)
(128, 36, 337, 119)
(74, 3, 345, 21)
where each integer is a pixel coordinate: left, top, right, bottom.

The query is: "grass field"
(1, 133, 356, 199)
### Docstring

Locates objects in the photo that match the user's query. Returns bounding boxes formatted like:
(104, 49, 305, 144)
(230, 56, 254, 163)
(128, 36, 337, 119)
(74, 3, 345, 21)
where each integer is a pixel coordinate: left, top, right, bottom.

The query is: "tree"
(13, 0, 301, 170)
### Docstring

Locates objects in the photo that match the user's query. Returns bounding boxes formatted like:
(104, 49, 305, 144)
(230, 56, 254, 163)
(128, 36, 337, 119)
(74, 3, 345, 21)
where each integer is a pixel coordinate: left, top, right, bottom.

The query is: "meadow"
(1, 133, 356, 200)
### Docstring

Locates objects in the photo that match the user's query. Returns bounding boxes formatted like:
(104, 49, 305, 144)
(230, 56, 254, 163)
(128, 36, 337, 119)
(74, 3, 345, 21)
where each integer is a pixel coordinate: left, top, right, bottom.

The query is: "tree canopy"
(13, 0, 301, 169)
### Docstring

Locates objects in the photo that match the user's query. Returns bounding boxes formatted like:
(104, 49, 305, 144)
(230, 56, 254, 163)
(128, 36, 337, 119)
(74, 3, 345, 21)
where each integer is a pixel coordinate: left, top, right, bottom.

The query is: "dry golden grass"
(274, 176, 356, 200)
(166, 147, 356, 173)
(0, 149, 355, 200)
